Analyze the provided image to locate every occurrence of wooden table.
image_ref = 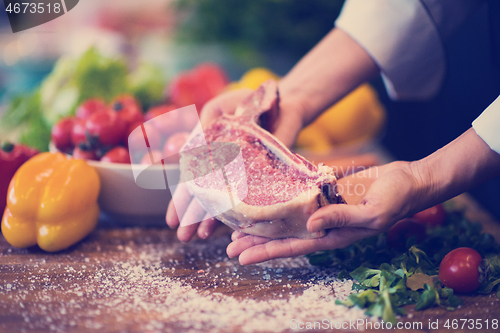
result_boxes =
[1,194,499,333]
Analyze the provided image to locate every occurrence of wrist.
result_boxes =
[408,128,500,213]
[407,158,441,213]
[271,83,308,147]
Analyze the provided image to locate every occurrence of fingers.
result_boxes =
[231,231,246,241]
[166,183,192,229]
[166,199,179,229]
[233,237,324,265]
[197,215,220,239]
[226,235,272,259]
[306,203,377,233]
[228,227,380,265]
[179,215,220,243]
[200,89,252,128]
[177,197,208,242]
[177,223,199,243]
[180,197,207,228]
[271,113,302,148]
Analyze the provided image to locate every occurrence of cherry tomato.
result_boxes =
[146,105,183,139]
[413,204,446,226]
[71,118,88,147]
[140,149,163,165]
[112,94,142,111]
[127,122,161,152]
[100,146,131,164]
[144,104,176,121]
[387,218,426,250]
[72,146,98,161]
[51,117,75,153]
[76,98,107,119]
[181,106,199,132]
[85,110,127,147]
[162,132,190,164]
[439,247,483,293]
[111,95,144,127]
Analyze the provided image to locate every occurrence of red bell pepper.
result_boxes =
[0,142,39,214]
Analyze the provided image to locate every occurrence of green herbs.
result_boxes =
[335,248,463,324]
[308,204,500,324]
[477,254,500,297]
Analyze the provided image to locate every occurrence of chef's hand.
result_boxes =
[226,161,423,264]
[166,89,250,241]
[165,87,305,241]
[227,127,500,264]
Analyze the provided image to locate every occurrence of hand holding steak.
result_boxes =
[174,80,345,239]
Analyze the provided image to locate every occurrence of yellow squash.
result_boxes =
[1,152,100,252]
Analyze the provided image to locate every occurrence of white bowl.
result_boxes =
[88,160,179,218]
[49,143,179,224]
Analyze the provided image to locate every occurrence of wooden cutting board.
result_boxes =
[0,193,499,333]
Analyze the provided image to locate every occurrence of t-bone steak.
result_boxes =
[179,79,345,239]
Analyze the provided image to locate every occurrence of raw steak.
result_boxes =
[179,80,345,239]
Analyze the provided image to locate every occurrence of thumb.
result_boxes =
[271,111,303,148]
[307,203,378,233]
[199,89,252,128]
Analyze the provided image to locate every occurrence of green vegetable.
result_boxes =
[74,48,129,104]
[128,62,166,111]
[477,255,500,295]
[308,203,500,323]
[1,90,51,151]
[1,47,167,151]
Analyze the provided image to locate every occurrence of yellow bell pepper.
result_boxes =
[1,152,100,252]
[225,67,280,91]
[296,83,386,152]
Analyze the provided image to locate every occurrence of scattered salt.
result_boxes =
[0,229,369,333]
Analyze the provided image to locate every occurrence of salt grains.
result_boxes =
[0,229,371,332]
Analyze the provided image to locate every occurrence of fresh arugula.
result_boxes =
[308,203,500,324]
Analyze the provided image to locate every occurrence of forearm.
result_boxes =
[410,128,500,213]
[278,28,380,127]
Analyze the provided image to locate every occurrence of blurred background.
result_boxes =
[0,0,499,218]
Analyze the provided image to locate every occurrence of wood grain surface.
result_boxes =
[1,194,499,333]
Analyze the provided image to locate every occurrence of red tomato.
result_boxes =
[86,110,127,146]
[71,118,88,147]
[111,95,144,127]
[112,94,142,111]
[195,63,229,98]
[146,105,183,139]
[439,247,483,293]
[127,122,161,152]
[100,146,131,164]
[52,117,75,153]
[76,98,107,119]
[387,218,427,250]
[162,132,190,164]
[72,146,98,161]
[168,73,205,111]
[413,204,446,226]
[168,63,228,112]
[144,104,176,121]
[181,107,199,132]
[140,149,163,165]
